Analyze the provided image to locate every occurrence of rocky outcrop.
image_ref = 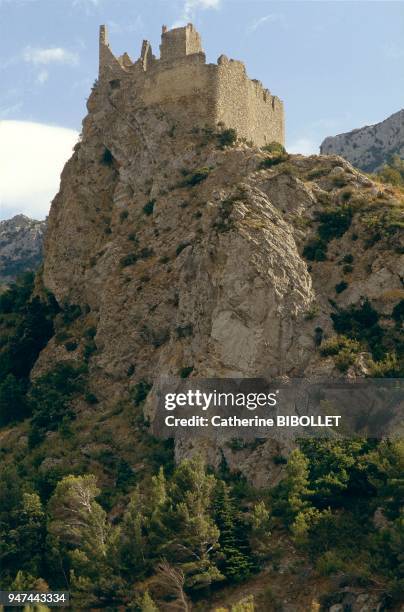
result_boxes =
[320,109,404,172]
[35,75,404,486]
[0,214,46,285]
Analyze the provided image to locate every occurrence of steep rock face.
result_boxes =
[320,109,404,172]
[38,81,404,485]
[0,214,46,285]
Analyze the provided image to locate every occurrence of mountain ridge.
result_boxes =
[0,214,46,285]
[320,109,404,172]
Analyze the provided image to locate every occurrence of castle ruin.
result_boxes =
[98,23,285,147]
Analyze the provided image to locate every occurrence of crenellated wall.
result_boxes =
[98,23,285,146]
[215,55,284,146]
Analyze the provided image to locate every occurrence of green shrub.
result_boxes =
[332,175,349,188]
[341,189,353,202]
[362,207,404,242]
[214,197,235,233]
[343,264,353,274]
[316,550,346,576]
[143,200,155,216]
[392,299,404,325]
[335,281,348,294]
[0,294,57,381]
[304,305,319,320]
[179,366,194,379]
[303,205,355,262]
[119,210,129,222]
[138,247,154,260]
[85,392,99,405]
[273,454,288,465]
[0,374,30,426]
[83,340,97,362]
[182,167,211,187]
[260,151,289,169]
[262,141,286,154]
[176,324,193,338]
[120,253,137,268]
[0,272,35,315]
[375,155,404,187]
[302,239,327,261]
[62,303,82,326]
[331,299,382,356]
[334,348,357,372]
[342,254,354,264]
[320,335,361,357]
[317,205,354,241]
[64,341,78,352]
[132,380,152,406]
[218,128,237,148]
[314,327,323,346]
[331,298,403,365]
[55,331,70,344]
[28,362,85,447]
[227,438,246,451]
[367,352,403,377]
[84,327,96,340]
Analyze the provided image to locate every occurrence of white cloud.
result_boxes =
[23,46,79,66]
[287,138,318,156]
[248,14,278,33]
[0,121,78,220]
[173,0,220,27]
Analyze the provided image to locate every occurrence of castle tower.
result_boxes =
[160,23,204,61]
[99,24,123,78]
[96,23,285,147]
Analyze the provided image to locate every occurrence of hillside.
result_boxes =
[0,117,403,609]
[0,214,46,285]
[320,109,404,172]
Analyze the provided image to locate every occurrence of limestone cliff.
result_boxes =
[35,72,404,486]
[0,214,46,285]
[320,109,404,172]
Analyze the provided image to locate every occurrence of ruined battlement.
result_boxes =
[98,23,285,147]
[160,23,204,61]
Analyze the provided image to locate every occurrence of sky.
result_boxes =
[0,0,403,220]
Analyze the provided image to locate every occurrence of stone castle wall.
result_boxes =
[215,56,284,146]
[138,56,218,129]
[98,24,285,146]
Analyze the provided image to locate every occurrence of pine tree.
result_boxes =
[140,590,159,612]
[0,490,46,581]
[119,489,148,577]
[212,480,254,583]
[0,374,29,425]
[158,456,224,591]
[48,474,109,562]
[284,449,312,520]
[249,501,272,562]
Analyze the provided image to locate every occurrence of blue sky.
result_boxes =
[0,0,403,219]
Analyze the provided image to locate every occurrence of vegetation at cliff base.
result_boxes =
[374,154,404,187]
